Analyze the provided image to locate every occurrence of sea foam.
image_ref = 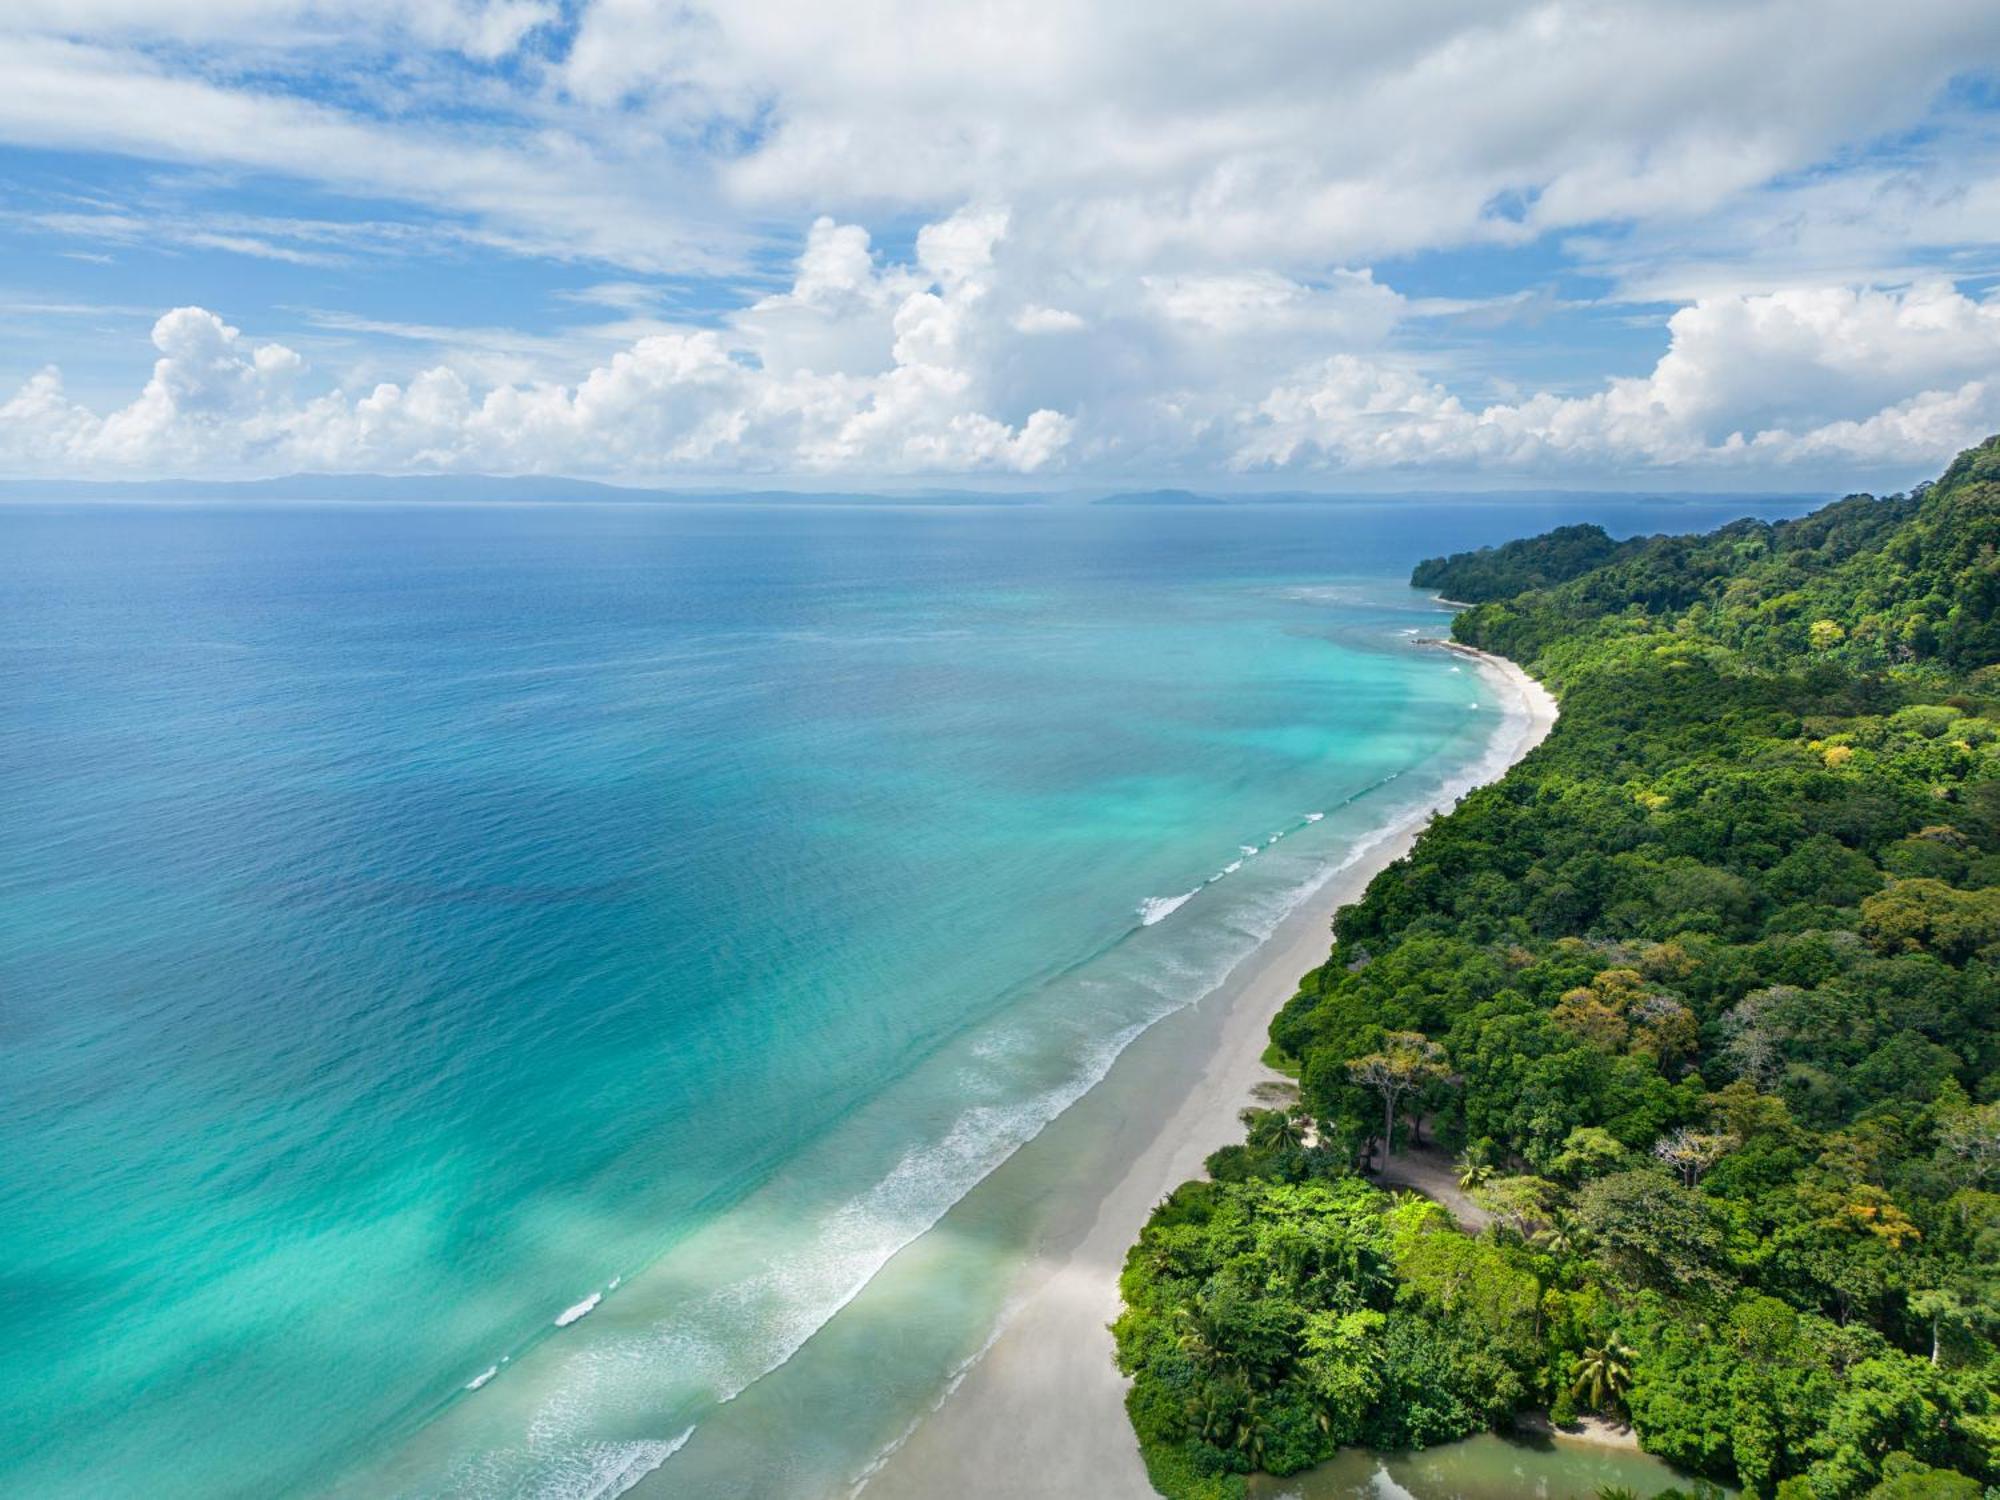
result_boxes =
[1137,890,1199,925]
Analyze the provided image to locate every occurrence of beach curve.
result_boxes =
[855,646,1557,1500]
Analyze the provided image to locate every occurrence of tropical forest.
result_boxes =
[1114,439,2000,1499]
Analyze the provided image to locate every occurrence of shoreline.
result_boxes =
[859,648,1558,1499]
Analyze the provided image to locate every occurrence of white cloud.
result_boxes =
[0,212,1073,478]
[616,0,2000,275]
[1012,305,1085,335]
[1235,281,2000,476]
[6,4,2000,483]
[0,34,737,273]
[10,224,2000,485]
[5,2,2000,283]
[1,0,556,61]
[553,282,668,313]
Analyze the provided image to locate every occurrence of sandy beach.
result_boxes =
[860,648,1558,1500]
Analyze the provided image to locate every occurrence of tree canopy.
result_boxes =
[1116,439,2000,1499]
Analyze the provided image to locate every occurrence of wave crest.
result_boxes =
[1137,890,1198,925]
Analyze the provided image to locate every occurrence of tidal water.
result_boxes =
[1250,1430,1735,1498]
[0,495,1812,1498]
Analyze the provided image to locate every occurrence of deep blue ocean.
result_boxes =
[0,495,1816,1498]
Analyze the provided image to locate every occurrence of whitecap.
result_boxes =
[1304,811,1324,822]
[1238,844,1260,856]
[1137,890,1198,925]
[1223,859,1243,874]
[466,1365,499,1391]
[555,1293,603,1327]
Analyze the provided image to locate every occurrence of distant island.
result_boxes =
[1115,440,2000,1499]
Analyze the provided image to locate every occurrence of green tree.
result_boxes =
[1534,1207,1592,1259]
[1905,1288,1970,1366]
[1117,439,2000,1496]
[1570,1339,1635,1412]
[1651,1126,1737,1188]
[1456,1139,1496,1190]
[1347,1030,1452,1167]
[1241,1106,1307,1155]
[1574,1170,1733,1298]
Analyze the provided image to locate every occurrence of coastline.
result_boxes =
[858,648,1558,1500]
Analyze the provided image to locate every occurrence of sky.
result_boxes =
[4,1,2000,489]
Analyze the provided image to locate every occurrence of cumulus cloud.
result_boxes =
[6,0,2000,486]
[0,212,1074,478]
[1235,281,2000,475]
[4,307,304,470]
[9,226,2000,484]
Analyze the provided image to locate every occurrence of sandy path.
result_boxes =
[859,648,1557,1500]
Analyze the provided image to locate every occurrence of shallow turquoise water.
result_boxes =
[0,497,1811,1497]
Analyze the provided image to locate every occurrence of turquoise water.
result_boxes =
[0,498,1811,1498]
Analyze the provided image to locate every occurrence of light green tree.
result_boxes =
[1347,1030,1452,1167]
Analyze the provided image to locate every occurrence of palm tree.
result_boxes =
[1232,1391,1272,1470]
[1570,1339,1635,1411]
[1185,1384,1239,1445]
[1172,1304,1233,1374]
[1241,1106,1305,1154]
[1456,1144,1495,1190]
[1535,1208,1593,1259]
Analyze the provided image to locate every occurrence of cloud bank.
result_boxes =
[7,226,2000,483]
[5,1,2000,484]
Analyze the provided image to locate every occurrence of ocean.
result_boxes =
[0,494,1814,1498]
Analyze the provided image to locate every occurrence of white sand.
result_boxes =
[860,650,1558,1500]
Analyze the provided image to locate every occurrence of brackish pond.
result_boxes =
[1249,1431,1732,1499]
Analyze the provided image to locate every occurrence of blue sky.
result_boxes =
[4,2,2000,488]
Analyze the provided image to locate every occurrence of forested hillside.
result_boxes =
[1410,521,1638,601]
[1114,441,2000,1500]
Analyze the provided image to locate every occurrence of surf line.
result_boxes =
[1133,763,1417,929]
[1135,801,1352,927]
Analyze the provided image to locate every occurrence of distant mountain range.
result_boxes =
[0,472,1824,508]
[0,473,1041,505]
